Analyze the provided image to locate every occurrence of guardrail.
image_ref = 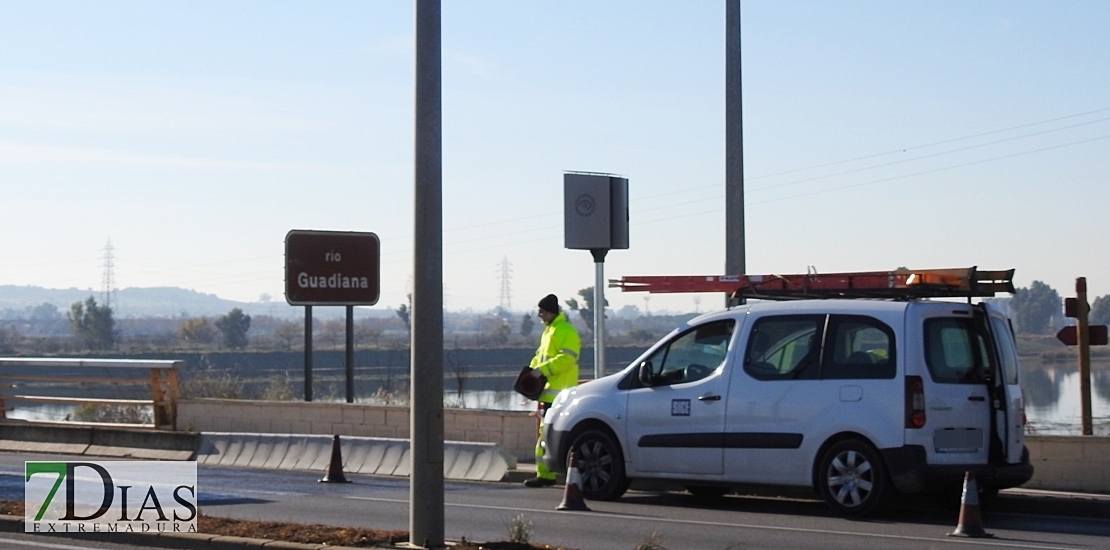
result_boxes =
[0,358,181,430]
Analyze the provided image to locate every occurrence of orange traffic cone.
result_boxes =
[319,435,351,483]
[556,451,590,511]
[948,471,992,538]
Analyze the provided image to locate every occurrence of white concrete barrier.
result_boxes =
[196,432,514,482]
[178,399,538,462]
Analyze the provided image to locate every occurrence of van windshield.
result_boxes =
[923,317,993,384]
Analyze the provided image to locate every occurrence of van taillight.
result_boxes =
[905,376,925,429]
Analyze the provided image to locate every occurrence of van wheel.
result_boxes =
[817,439,889,517]
[567,429,629,501]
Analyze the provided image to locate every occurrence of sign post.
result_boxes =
[564,172,628,379]
[304,306,312,401]
[285,230,380,403]
[1059,277,1108,435]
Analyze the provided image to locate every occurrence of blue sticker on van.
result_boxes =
[671,399,691,416]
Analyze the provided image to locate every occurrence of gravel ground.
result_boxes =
[0,499,578,549]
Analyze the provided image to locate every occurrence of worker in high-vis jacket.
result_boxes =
[522,293,581,487]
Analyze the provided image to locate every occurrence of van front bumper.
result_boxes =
[540,424,568,474]
[882,445,1034,494]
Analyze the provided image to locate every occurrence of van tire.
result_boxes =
[567,428,629,501]
[817,438,889,517]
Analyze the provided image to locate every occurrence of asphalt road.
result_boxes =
[2,452,1109,550]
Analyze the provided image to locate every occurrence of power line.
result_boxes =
[447,113,1108,234]
[421,132,1110,257]
[747,134,1110,206]
[748,116,1110,194]
[746,106,1110,181]
[619,106,1110,205]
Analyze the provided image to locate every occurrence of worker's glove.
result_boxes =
[529,368,543,378]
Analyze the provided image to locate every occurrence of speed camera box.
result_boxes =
[564,172,628,251]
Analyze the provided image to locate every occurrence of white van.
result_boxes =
[541,297,1033,516]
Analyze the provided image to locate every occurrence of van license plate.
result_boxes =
[934,428,982,453]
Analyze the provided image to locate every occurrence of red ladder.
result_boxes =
[610,267,1015,300]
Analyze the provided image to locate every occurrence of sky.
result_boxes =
[2,1,1109,317]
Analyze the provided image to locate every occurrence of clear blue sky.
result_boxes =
[2,1,1108,316]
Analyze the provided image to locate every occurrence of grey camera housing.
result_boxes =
[563,172,629,251]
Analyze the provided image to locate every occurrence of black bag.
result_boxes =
[513,365,546,401]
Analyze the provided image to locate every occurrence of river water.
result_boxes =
[1021,359,1110,436]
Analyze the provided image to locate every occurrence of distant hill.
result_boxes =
[0,285,393,320]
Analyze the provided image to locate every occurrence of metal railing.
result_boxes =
[0,358,181,430]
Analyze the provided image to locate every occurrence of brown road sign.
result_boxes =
[285,230,380,306]
[1056,325,1109,346]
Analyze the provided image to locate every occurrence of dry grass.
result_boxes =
[1,499,577,549]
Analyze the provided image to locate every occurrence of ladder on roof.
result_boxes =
[610,266,1015,300]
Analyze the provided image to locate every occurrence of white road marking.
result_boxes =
[0,537,113,550]
[343,495,1079,550]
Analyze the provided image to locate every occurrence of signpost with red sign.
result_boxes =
[1056,325,1109,346]
[284,230,380,404]
[1059,277,1105,435]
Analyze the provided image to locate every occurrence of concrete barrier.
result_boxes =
[1025,435,1110,493]
[0,422,196,460]
[195,432,514,482]
[178,399,538,462]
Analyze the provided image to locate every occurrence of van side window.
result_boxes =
[924,318,992,384]
[640,320,735,386]
[744,315,825,381]
[823,315,896,379]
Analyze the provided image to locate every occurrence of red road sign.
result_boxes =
[1056,325,1109,346]
[285,230,380,306]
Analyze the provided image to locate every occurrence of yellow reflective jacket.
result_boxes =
[528,311,581,403]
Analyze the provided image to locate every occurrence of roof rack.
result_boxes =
[610,267,1015,301]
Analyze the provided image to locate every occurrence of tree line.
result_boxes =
[1003,281,1110,335]
[64,296,256,351]
[17,279,1091,354]
[0,290,688,356]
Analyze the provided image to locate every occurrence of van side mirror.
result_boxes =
[638,361,655,387]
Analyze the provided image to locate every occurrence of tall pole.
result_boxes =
[411,0,445,547]
[725,0,746,303]
[591,249,608,379]
[1076,277,1093,436]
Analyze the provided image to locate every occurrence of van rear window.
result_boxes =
[923,318,991,384]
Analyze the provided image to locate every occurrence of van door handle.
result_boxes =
[968,396,986,402]
[698,394,722,401]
